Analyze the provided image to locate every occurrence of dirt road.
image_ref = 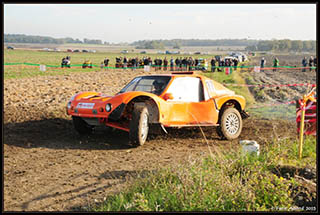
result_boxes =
[3,68,309,211]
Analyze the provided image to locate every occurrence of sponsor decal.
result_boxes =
[76,103,95,109]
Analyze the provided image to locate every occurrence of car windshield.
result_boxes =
[119,75,171,96]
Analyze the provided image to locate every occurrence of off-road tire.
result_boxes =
[217,107,242,140]
[72,116,93,135]
[129,105,149,146]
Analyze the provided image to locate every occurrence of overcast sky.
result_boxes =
[4,4,317,43]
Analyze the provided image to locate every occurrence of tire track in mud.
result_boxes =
[245,55,316,103]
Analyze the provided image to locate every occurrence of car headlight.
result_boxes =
[105,103,112,112]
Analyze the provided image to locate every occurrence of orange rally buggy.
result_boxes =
[66,72,249,146]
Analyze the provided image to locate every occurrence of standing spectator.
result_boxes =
[123,57,128,69]
[225,58,230,67]
[104,57,109,69]
[131,58,136,71]
[188,57,193,71]
[233,58,239,71]
[175,58,180,71]
[195,58,199,70]
[144,57,149,66]
[185,57,189,70]
[170,57,174,71]
[163,57,168,71]
[273,57,279,72]
[309,56,314,72]
[191,57,195,71]
[148,57,152,66]
[219,58,225,72]
[216,58,221,72]
[154,58,158,71]
[179,57,183,71]
[313,57,317,72]
[260,57,266,72]
[211,58,216,73]
[100,62,104,71]
[181,58,186,71]
[302,57,308,72]
[159,58,163,71]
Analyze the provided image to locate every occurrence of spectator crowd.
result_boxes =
[99,56,240,73]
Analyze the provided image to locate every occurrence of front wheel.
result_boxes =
[217,107,242,140]
[129,105,149,146]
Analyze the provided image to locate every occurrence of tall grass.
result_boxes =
[93,136,316,212]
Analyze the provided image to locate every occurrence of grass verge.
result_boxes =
[92,136,316,212]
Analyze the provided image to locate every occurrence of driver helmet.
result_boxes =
[152,80,165,91]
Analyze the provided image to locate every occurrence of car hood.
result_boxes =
[74,91,161,105]
[75,93,113,102]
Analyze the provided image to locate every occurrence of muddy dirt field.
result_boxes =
[3,68,315,211]
[246,55,317,103]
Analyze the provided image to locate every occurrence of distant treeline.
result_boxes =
[245,40,316,52]
[132,39,259,49]
[131,39,316,52]
[4,34,108,45]
[4,34,316,52]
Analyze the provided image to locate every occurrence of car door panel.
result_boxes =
[187,100,218,125]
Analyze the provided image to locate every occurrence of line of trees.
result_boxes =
[132,39,259,49]
[4,34,316,52]
[135,40,165,49]
[245,40,316,52]
[4,34,106,45]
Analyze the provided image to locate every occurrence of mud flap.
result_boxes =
[241,110,250,119]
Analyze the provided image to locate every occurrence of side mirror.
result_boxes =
[163,93,174,101]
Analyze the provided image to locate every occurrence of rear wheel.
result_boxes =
[129,105,149,146]
[72,116,93,135]
[217,107,242,140]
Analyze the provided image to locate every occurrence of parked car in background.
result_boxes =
[89,50,96,53]
[67,49,73,52]
[224,56,237,62]
[82,49,89,53]
[73,49,80,52]
[194,51,201,55]
[229,52,248,62]
[171,51,180,54]
[140,51,147,54]
[121,50,129,54]
[7,46,15,50]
